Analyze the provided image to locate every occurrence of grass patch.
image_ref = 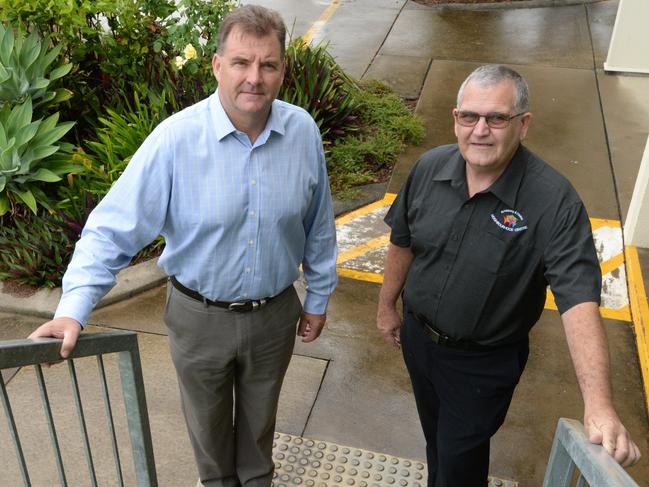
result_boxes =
[327,80,424,195]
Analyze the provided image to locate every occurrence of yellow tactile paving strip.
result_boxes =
[334,195,649,415]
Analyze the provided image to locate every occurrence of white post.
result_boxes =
[624,136,649,248]
[603,0,649,74]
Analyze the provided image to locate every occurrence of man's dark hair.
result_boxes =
[216,4,286,59]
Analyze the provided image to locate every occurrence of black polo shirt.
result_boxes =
[385,144,601,346]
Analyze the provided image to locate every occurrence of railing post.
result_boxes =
[117,338,158,487]
[542,421,575,487]
[543,418,640,487]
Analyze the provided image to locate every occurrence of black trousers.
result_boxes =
[401,307,529,487]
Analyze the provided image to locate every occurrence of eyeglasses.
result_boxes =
[454,110,525,129]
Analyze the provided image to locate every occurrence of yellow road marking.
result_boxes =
[600,252,625,277]
[335,194,396,228]
[337,268,384,283]
[337,235,390,264]
[591,217,621,231]
[624,245,649,416]
[302,0,342,44]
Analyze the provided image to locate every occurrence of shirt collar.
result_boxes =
[487,144,527,208]
[210,90,286,142]
[433,148,466,192]
[433,144,527,207]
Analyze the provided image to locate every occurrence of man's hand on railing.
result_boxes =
[28,317,82,366]
[585,408,642,468]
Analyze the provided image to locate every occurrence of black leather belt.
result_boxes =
[170,276,275,312]
[411,312,490,351]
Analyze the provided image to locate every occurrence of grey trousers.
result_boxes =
[164,282,302,487]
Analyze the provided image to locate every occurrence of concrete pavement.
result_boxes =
[2,1,649,486]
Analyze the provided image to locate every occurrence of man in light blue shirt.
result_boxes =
[29,5,338,486]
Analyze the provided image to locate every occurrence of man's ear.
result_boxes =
[519,112,533,141]
[212,54,221,82]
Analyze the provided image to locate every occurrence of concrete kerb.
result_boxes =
[0,185,388,321]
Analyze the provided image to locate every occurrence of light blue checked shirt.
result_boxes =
[55,92,338,326]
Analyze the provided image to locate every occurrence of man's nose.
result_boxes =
[473,116,491,135]
[246,65,263,85]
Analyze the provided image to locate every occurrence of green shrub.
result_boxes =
[0,98,78,216]
[0,0,237,141]
[327,80,425,194]
[0,210,74,288]
[279,39,358,143]
[0,22,73,112]
[62,89,176,204]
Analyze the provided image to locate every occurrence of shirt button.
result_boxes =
[250,211,255,216]
[243,293,248,297]
[249,240,254,246]
[245,267,251,273]
[251,180,257,185]
[451,234,458,241]
[444,265,450,271]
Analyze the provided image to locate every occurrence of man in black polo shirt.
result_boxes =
[377,64,640,487]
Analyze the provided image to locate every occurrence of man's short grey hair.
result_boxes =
[456,64,530,113]
[216,4,286,59]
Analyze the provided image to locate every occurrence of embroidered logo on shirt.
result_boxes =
[491,209,528,232]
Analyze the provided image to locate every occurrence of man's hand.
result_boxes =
[562,302,641,467]
[585,408,641,467]
[377,305,402,348]
[28,317,82,365]
[297,312,326,343]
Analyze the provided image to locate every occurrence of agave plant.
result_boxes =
[279,39,358,143]
[0,22,73,110]
[0,97,77,215]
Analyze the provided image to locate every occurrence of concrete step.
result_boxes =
[272,432,517,487]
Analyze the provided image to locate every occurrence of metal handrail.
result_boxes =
[0,331,157,486]
[543,418,639,487]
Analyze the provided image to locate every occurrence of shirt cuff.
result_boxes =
[54,292,96,328]
[303,290,330,315]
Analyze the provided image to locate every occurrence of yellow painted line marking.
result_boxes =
[302,0,342,44]
[591,217,621,231]
[600,252,625,277]
[624,245,649,416]
[540,291,631,321]
[337,235,390,264]
[335,194,396,228]
[337,267,384,283]
[335,203,631,319]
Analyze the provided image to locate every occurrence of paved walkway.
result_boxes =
[1,1,648,486]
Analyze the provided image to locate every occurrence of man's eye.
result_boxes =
[489,114,509,123]
[459,112,478,122]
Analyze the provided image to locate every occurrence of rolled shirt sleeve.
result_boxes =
[543,202,602,314]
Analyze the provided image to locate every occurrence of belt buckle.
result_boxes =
[228,301,251,312]
[228,299,268,312]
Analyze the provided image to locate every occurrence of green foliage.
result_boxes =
[279,39,358,143]
[327,80,425,193]
[0,22,72,112]
[65,90,176,202]
[0,97,78,215]
[0,0,237,140]
[0,210,73,288]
